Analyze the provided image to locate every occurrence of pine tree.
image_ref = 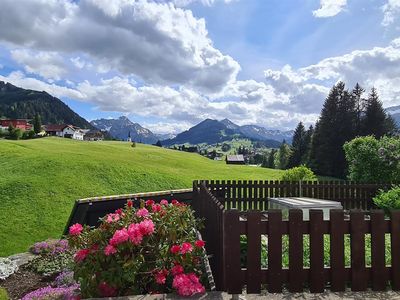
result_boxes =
[33,113,42,134]
[362,88,394,138]
[267,149,276,168]
[309,82,356,178]
[287,122,307,168]
[278,140,291,170]
[352,83,365,136]
[302,125,314,165]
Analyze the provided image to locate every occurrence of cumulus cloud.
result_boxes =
[264,37,400,109]
[170,0,236,7]
[312,0,347,18]
[11,49,68,81]
[382,0,400,26]
[0,0,239,93]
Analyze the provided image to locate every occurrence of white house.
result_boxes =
[45,124,85,140]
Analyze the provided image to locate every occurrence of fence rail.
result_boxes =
[194,180,393,210]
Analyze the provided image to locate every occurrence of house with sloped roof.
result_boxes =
[225,154,245,165]
[45,124,84,140]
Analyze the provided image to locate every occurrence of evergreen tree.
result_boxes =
[362,88,395,138]
[352,83,365,136]
[33,113,42,134]
[278,140,291,169]
[287,122,307,168]
[302,125,314,165]
[267,149,276,169]
[309,82,356,178]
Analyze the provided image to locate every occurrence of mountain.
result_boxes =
[386,105,400,128]
[239,125,294,143]
[0,81,93,129]
[163,118,288,147]
[90,116,160,144]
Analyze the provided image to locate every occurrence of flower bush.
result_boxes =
[21,285,79,300]
[28,239,73,276]
[67,199,206,298]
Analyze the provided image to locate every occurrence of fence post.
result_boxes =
[330,209,345,292]
[371,210,387,291]
[350,210,367,291]
[246,210,262,293]
[288,209,303,292]
[223,209,242,295]
[309,209,324,293]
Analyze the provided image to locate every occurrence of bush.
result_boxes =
[67,199,206,298]
[8,127,22,140]
[22,130,35,139]
[280,165,317,181]
[373,186,400,213]
[344,136,400,183]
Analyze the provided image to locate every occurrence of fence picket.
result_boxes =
[309,210,325,293]
[371,210,387,291]
[330,209,346,291]
[350,210,367,291]
[268,210,283,293]
[391,211,400,290]
[247,210,262,293]
[288,209,303,292]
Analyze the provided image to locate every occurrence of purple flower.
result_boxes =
[54,271,76,288]
[21,284,79,300]
[30,240,69,256]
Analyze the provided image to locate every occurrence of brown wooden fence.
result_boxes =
[193,181,400,293]
[194,180,393,210]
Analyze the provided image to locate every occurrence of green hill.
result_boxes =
[0,137,283,256]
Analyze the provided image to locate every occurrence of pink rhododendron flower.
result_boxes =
[110,228,129,246]
[146,199,155,207]
[98,282,117,297]
[136,208,149,218]
[127,200,133,208]
[115,208,124,215]
[171,264,184,276]
[74,249,90,262]
[195,240,205,248]
[171,200,179,205]
[128,223,143,245]
[138,219,155,236]
[104,244,117,256]
[180,242,193,254]
[106,213,120,223]
[69,223,83,236]
[154,269,168,284]
[152,204,161,213]
[172,273,205,296]
[160,199,169,205]
[170,245,181,254]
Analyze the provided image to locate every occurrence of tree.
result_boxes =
[309,82,357,178]
[263,149,276,169]
[277,140,291,169]
[302,125,313,166]
[33,113,42,134]
[362,88,394,138]
[344,135,400,183]
[287,122,307,168]
[352,83,366,136]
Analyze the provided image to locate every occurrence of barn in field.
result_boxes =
[225,154,245,165]
[0,119,32,131]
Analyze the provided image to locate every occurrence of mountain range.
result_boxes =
[162,118,293,147]
[387,105,400,127]
[0,81,93,129]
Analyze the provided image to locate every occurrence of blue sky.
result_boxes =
[0,0,399,133]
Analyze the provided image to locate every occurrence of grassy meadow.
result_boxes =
[0,137,283,256]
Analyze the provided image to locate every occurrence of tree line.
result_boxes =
[264,82,397,178]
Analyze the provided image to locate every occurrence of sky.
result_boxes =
[0,0,399,134]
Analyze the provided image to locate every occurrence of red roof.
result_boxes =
[44,124,69,132]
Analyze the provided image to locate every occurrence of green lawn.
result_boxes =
[0,137,283,256]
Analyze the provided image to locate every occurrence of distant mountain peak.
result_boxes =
[220,118,240,130]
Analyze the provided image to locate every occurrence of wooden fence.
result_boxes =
[194,180,393,210]
[193,181,400,293]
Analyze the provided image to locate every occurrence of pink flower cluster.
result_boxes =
[154,269,168,284]
[170,240,204,255]
[106,213,120,223]
[69,223,83,236]
[172,273,205,296]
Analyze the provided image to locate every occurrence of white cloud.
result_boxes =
[312,0,347,18]
[382,0,400,26]
[264,37,400,109]
[11,49,68,81]
[0,0,239,93]
[170,0,236,7]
